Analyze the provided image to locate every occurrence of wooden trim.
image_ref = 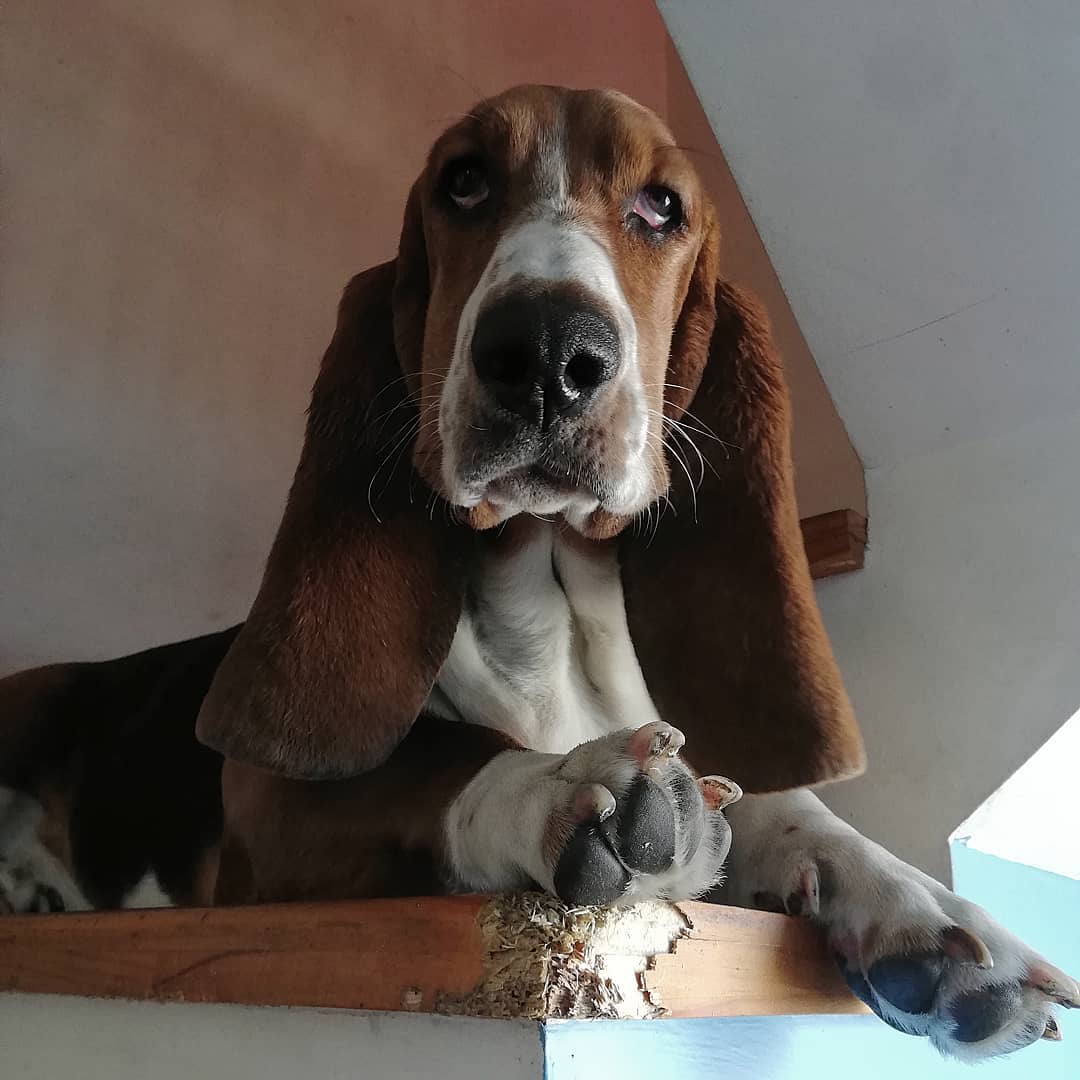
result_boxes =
[0,897,488,1015]
[649,903,866,1018]
[801,509,867,579]
[0,897,864,1020]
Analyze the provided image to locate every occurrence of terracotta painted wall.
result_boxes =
[1,0,862,671]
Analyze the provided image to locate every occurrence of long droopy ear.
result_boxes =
[622,221,865,793]
[197,242,471,779]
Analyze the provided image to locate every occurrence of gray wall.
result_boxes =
[661,0,1080,881]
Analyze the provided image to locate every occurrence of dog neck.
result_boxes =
[426,517,661,752]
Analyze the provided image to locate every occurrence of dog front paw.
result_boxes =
[751,834,1077,1060]
[445,721,740,905]
[837,894,1075,1059]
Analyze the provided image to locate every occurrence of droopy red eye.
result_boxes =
[631,186,682,231]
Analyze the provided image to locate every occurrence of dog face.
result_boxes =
[399,86,712,537]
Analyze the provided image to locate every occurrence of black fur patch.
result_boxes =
[49,629,238,907]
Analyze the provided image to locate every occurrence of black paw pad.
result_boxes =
[868,954,944,1015]
[553,824,629,906]
[616,776,676,874]
[947,982,1022,1044]
[837,958,887,1021]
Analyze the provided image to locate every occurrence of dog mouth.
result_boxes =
[447,444,651,537]
[482,460,602,507]
[440,391,653,528]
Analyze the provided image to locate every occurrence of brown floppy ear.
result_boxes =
[197,244,471,779]
[622,221,865,793]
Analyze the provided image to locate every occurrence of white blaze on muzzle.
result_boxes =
[440,217,648,518]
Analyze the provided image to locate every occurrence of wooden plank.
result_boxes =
[0,897,864,1020]
[801,508,868,579]
[0,896,488,1014]
[653,903,867,1017]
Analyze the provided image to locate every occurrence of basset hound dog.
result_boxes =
[1,85,1075,1059]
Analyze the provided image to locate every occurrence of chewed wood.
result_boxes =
[1,897,864,1020]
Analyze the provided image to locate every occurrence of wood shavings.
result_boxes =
[437,892,689,1019]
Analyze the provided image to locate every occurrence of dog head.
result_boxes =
[197,86,864,791]
[395,86,712,537]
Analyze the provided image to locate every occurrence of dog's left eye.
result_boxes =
[632,186,682,231]
[444,158,490,210]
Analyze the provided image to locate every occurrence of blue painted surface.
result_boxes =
[545,1011,1072,1080]
[951,842,1079,984]
[544,846,1078,1079]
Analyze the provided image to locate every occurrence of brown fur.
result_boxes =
[624,276,864,790]
[215,719,515,903]
[196,264,473,779]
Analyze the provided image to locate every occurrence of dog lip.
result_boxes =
[523,463,580,494]
[478,462,602,505]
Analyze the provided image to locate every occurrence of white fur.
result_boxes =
[0,786,172,913]
[122,871,174,910]
[0,788,90,913]
[444,748,571,893]
[429,527,658,752]
[439,213,649,521]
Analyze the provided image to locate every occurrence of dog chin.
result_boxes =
[462,498,632,540]
[458,485,601,532]
[451,472,649,541]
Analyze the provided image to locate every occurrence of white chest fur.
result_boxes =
[428,524,661,753]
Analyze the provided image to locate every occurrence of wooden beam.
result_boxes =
[0,896,488,1015]
[0,896,864,1020]
[648,903,865,1018]
[801,509,867,579]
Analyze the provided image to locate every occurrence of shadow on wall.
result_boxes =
[951,708,1080,882]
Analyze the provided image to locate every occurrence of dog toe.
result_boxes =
[553,827,628,905]
[615,775,677,875]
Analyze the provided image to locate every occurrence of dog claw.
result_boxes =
[572,783,616,824]
[629,721,685,770]
[941,925,993,969]
[782,863,820,918]
[698,775,742,811]
[1041,1016,1062,1041]
[798,865,821,917]
[1026,961,1080,1007]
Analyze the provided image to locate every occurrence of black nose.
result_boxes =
[471,290,620,429]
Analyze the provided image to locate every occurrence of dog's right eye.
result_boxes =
[443,158,489,210]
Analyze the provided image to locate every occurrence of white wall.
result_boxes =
[955,709,1080,881]
[0,995,542,1080]
[815,411,1080,881]
[660,0,1080,884]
